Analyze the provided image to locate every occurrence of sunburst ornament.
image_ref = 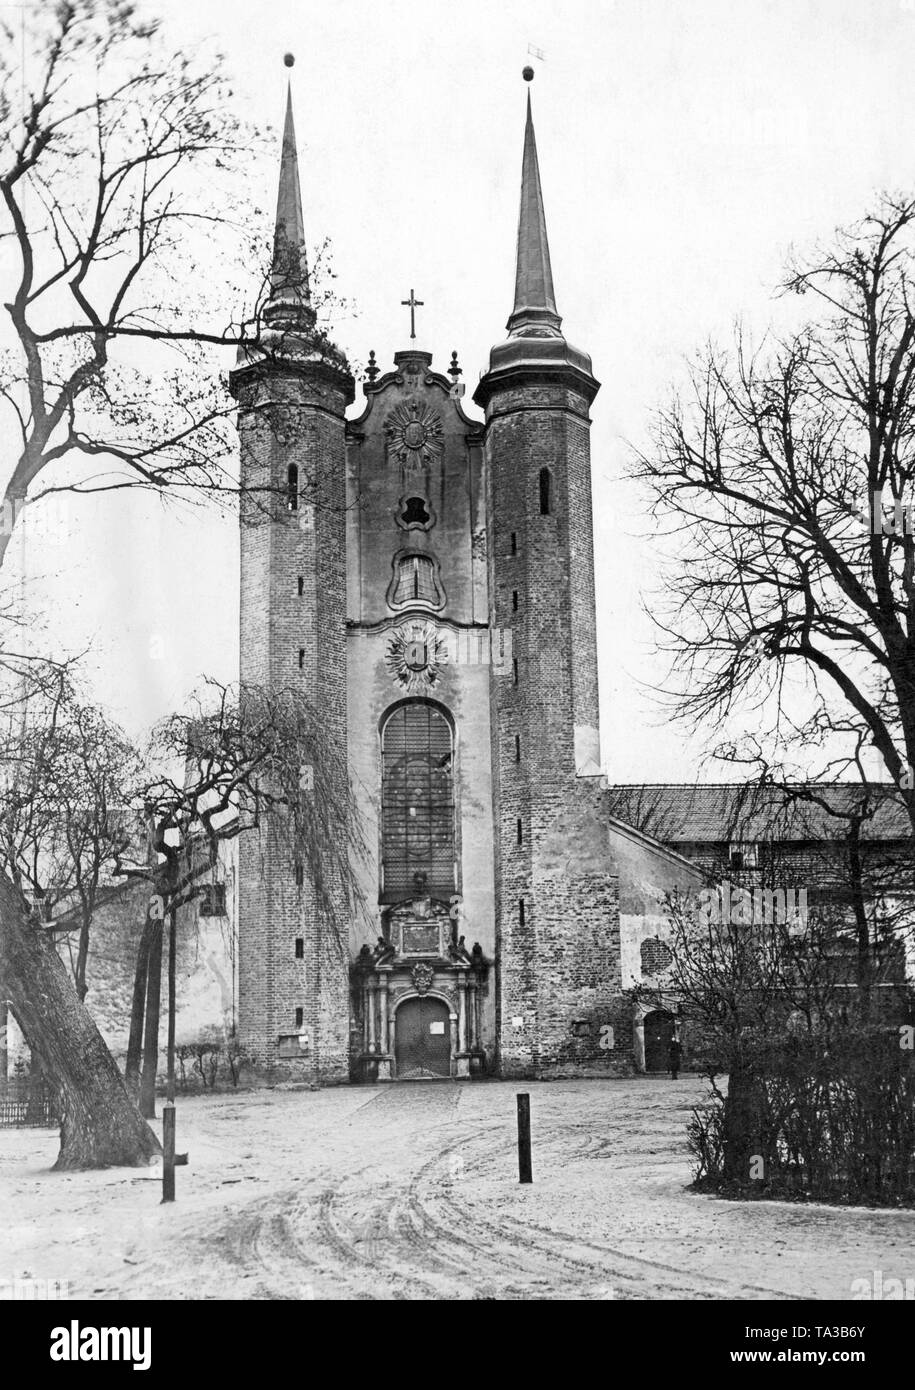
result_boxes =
[384,399,444,474]
[385,620,449,693]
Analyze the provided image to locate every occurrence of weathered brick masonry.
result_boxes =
[230,364,355,1083]
[476,378,626,1075]
[228,90,355,1083]
[474,86,627,1077]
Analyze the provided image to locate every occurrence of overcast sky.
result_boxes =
[6,0,915,780]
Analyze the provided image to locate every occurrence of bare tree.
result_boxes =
[636,195,915,836]
[0,0,351,1164]
[0,674,138,1001]
[0,662,158,1167]
[119,680,366,1118]
[0,0,245,556]
[690,732,915,1018]
[0,0,350,562]
[638,764,914,1188]
[640,882,867,1182]
[604,783,684,842]
[752,770,914,1021]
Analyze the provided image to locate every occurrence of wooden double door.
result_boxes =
[395,997,451,1079]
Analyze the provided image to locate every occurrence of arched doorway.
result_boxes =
[643,1009,675,1073]
[395,996,451,1079]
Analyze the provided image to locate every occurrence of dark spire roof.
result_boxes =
[473,78,598,410]
[229,76,353,400]
[507,90,562,337]
[263,85,315,331]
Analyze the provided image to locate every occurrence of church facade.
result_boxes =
[227,78,675,1084]
[30,80,906,1092]
[7,85,913,1099]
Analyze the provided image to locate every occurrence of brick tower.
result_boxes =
[474,76,623,1076]
[229,89,354,1082]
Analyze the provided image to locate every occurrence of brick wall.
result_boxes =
[480,367,628,1075]
[232,358,354,1084]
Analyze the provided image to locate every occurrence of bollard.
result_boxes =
[162,1102,176,1203]
[517,1092,533,1183]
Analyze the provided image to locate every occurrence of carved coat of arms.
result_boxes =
[411,963,435,995]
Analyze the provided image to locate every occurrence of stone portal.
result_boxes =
[352,895,487,1081]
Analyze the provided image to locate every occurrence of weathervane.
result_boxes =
[401,288,424,340]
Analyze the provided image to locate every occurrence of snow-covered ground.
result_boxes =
[1,1077,913,1300]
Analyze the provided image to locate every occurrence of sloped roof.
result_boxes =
[604,783,912,844]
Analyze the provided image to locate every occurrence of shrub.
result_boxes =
[689,1027,915,1205]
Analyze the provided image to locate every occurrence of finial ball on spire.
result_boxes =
[522,65,534,82]
[283,52,295,67]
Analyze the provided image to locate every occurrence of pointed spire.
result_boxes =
[507,87,562,337]
[473,71,597,412]
[263,84,315,331]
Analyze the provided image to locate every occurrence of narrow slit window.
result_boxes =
[295,937,304,959]
[515,734,521,763]
[512,590,519,612]
[519,898,526,927]
[295,1007,303,1029]
[539,467,552,516]
[517,818,523,846]
[287,463,299,512]
[298,575,304,596]
[295,863,304,887]
[512,657,519,686]
[511,532,517,555]
[298,648,305,669]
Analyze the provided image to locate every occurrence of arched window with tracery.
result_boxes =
[381,701,456,898]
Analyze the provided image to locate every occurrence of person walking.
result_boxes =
[667,1035,683,1080]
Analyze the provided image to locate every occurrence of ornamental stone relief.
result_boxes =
[384,399,444,474]
[384,619,449,693]
[411,962,435,995]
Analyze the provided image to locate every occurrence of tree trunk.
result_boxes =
[74,911,90,1003]
[0,996,7,1099]
[722,1053,764,1182]
[125,915,154,1097]
[139,918,163,1119]
[847,825,872,1023]
[0,876,160,1169]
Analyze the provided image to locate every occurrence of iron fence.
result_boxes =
[0,1090,60,1128]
